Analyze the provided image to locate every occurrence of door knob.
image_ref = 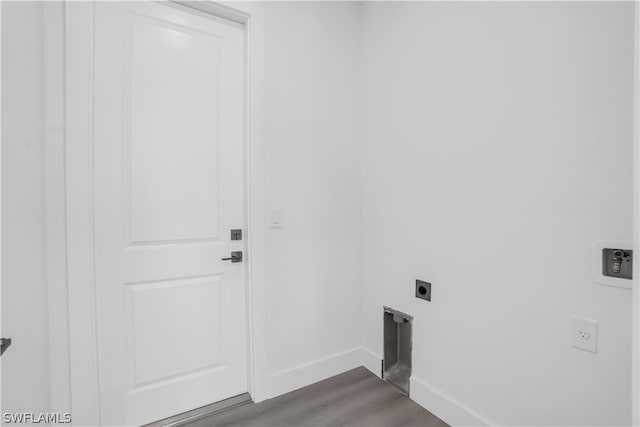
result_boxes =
[221,251,243,263]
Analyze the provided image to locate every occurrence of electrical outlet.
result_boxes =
[577,330,590,340]
[415,280,431,301]
[571,316,597,353]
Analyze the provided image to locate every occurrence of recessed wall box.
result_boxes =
[602,248,632,280]
[383,306,412,396]
[592,240,633,289]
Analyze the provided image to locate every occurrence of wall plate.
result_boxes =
[270,209,283,229]
[571,316,597,353]
[415,280,431,301]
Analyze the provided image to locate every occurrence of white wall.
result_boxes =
[261,1,363,398]
[1,0,51,417]
[1,2,636,426]
[360,2,634,426]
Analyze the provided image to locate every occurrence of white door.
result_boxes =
[92,2,247,425]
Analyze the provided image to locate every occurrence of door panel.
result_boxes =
[93,2,246,425]
[127,275,225,387]
[127,15,222,243]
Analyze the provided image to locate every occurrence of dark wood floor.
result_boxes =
[183,367,449,427]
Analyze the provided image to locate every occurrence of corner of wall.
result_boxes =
[359,346,494,427]
[266,348,365,400]
[359,347,382,379]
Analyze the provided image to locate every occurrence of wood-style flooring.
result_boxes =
[182,367,449,427]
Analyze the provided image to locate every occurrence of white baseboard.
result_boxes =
[359,346,493,427]
[266,346,493,427]
[359,347,382,378]
[266,347,365,399]
[410,376,494,427]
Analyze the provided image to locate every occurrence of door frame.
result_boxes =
[45,2,268,425]
[634,1,639,424]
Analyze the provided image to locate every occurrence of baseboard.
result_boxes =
[410,376,494,427]
[266,347,493,427]
[359,347,382,378]
[267,347,365,399]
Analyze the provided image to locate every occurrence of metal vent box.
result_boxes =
[383,306,413,396]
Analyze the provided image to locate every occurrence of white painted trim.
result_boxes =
[359,347,382,379]
[410,376,495,427]
[267,348,365,400]
[217,0,267,404]
[44,1,72,419]
[214,1,269,402]
[633,1,640,424]
[56,1,267,423]
[359,346,493,426]
[65,2,102,425]
[173,1,248,25]
[0,0,3,412]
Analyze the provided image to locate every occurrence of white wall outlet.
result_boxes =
[571,316,597,353]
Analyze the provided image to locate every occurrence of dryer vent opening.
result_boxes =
[383,306,413,396]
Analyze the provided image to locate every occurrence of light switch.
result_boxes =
[270,209,282,229]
